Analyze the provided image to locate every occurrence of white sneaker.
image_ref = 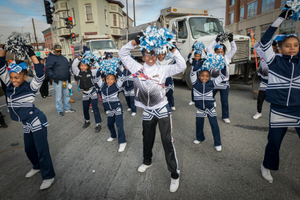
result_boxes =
[40,178,54,190]
[25,169,40,178]
[261,164,273,183]
[107,137,116,142]
[127,108,131,111]
[131,112,136,116]
[171,107,176,111]
[223,118,230,124]
[214,102,217,107]
[253,112,262,119]
[188,101,195,106]
[118,143,127,152]
[215,145,222,152]
[194,140,201,144]
[170,177,180,193]
[138,164,152,173]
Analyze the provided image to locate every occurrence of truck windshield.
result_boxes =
[91,40,116,51]
[189,17,223,39]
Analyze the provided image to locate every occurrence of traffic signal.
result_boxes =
[44,0,53,24]
[65,17,73,29]
[70,33,76,41]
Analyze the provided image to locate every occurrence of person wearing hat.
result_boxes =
[46,44,76,116]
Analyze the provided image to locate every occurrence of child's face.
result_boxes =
[106,74,116,86]
[157,53,166,61]
[9,72,27,87]
[80,62,89,71]
[215,49,225,56]
[194,54,201,61]
[142,50,157,66]
[199,71,210,84]
[279,37,299,56]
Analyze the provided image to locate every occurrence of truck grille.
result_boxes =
[232,39,249,63]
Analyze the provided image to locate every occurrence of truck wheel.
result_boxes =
[185,66,193,90]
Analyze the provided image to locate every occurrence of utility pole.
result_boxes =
[133,0,136,27]
[126,0,129,42]
[32,18,39,51]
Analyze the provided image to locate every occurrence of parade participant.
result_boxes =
[259,5,300,183]
[207,32,237,124]
[96,58,127,152]
[118,26,186,193]
[156,52,176,111]
[191,54,226,151]
[187,42,206,106]
[46,44,75,116]
[72,51,102,133]
[39,57,51,98]
[120,60,137,116]
[0,38,55,190]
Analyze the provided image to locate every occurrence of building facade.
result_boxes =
[42,27,53,50]
[51,0,133,59]
[225,0,299,44]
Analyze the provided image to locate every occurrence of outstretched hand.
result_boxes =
[279,5,293,19]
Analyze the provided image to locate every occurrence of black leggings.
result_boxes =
[257,90,266,113]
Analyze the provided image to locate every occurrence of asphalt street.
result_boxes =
[0,79,300,200]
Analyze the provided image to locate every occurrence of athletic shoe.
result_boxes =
[131,112,136,116]
[171,107,176,111]
[127,108,131,111]
[40,178,54,190]
[58,112,64,116]
[25,169,40,178]
[215,145,222,152]
[194,140,201,144]
[188,101,195,106]
[107,137,116,142]
[118,143,127,152]
[65,108,76,113]
[223,118,230,124]
[95,124,101,132]
[138,164,152,173]
[83,121,90,128]
[261,164,273,183]
[170,177,180,193]
[253,112,262,119]
[214,102,217,107]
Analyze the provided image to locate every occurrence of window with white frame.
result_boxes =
[279,20,296,34]
[240,7,244,21]
[247,1,258,18]
[261,0,275,13]
[229,12,234,24]
[85,5,93,21]
[113,14,117,26]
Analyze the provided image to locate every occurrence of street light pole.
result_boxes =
[133,0,136,27]
[21,26,25,36]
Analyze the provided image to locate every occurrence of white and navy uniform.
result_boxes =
[120,67,136,113]
[118,41,186,179]
[156,58,176,108]
[191,61,226,146]
[72,58,102,124]
[254,42,269,113]
[0,56,55,180]
[260,17,300,171]
[207,39,237,119]
[95,68,126,144]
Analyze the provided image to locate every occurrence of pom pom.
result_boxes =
[165,53,173,60]
[4,35,30,60]
[193,41,205,54]
[201,54,225,71]
[81,51,99,66]
[217,29,232,43]
[139,26,175,54]
[283,0,300,21]
[100,57,120,75]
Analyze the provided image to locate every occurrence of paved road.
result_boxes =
[0,80,300,200]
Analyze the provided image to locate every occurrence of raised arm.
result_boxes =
[187,52,193,64]
[72,58,80,76]
[164,49,187,77]
[213,68,226,86]
[225,40,237,61]
[94,71,104,91]
[207,39,217,55]
[30,54,45,92]
[118,41,143,74]
[0,49,9,86]
[115,68,124,90]
[91,62,100,77]
[190,66,198,85]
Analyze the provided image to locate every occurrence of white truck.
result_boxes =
[74,35,119,58]
[122,7,254,89]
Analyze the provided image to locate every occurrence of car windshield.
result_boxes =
[189,17,223,39]
[91,40,116,51]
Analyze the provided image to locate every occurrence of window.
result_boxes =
[238,30,243,35]
[105,9,108,26]
[85,5,93,21]
[113,14,117,26]
[262,0,275,13]
[119,16,123,28]
[240,7,244,21]
[60,12,67,27]
[247,27,256,39]
[261,24,271,38]
[279,20,296,34]
[247,1,258,18]
[177,21,188,39]
[189,17,223,39]
[229,12,234,24]
[230,0,235,6]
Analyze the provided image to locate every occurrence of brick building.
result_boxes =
[225,0,299,44]
[42,27,53,50]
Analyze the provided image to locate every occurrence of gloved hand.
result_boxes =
[26,45,35,57]
[228,33,234,42]
[279,5,293,19]
[216,33,222,43]
[90,58,95,64]
[134,31,144,45]
[53,77,59,84]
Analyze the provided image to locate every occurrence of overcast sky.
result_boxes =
[0,0,225,43]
